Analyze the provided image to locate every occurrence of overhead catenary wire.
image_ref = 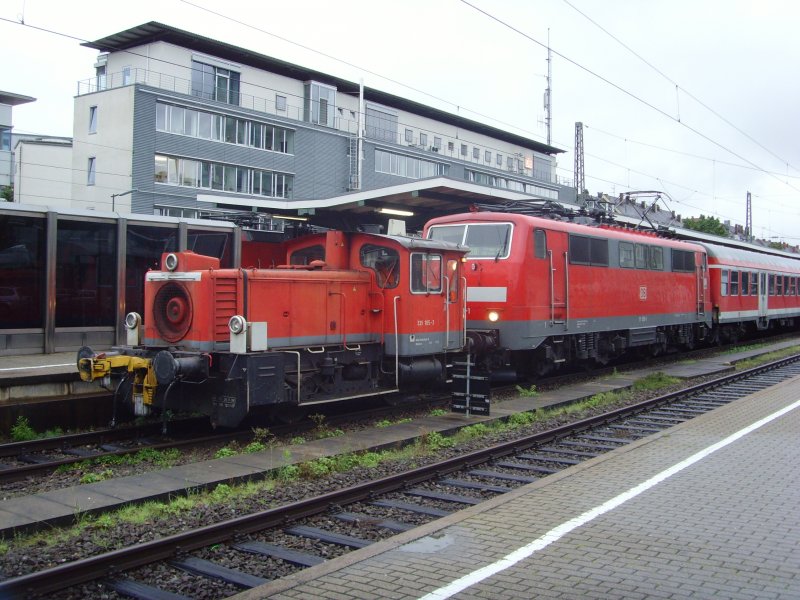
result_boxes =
[560,0,800,177]
[458,0,800,199]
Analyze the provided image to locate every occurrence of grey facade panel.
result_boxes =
[132,91,157,213]
[291,128,348,200]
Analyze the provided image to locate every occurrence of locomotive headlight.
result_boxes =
[124,312,142,330]
[124,311,142,346]
[488,310,500,322]
[165,253,179,271]
[228,315,247,335]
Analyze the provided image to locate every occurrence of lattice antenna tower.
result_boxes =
[544,29,552,146]
[574,122,585,195]
[745,191,752,241]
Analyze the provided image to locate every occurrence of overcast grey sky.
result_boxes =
[3,0,799,242]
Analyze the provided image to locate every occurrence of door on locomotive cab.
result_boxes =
[546,230,569,327]
[406,251,459,354]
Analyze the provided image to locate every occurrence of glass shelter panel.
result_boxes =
[0,214,46,329]
[126,225,178,318]
[55,220,116,327]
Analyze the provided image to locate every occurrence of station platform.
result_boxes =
[0,350,97,403]
[0,338,799,539]
[234,370,800,599]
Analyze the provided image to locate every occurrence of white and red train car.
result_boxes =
[701,243,800,340]
[425,211,799,377]
[78,229,468,427]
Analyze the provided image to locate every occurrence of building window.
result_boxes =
[448,141,455,153]
[0,127,10,151]
[87,157,96,186]
[419,133,428,147]
[375,149,449,179]
[88,106,98,134]
[365,102,398,143]
[507,156,514,169]
[460,144,467,156]
[472,147,479,160]
[153,153,293,198]
[405,128,413,143]
[304,81,336,128]
[485,150,491,163]
[122,66,132,86]
[496,153,502,166]
[433,137,442,151]
[156,102,293,154]
[276,94,287,111]
[191,59,240,105]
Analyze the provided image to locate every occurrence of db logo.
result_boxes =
[639,286,647,300]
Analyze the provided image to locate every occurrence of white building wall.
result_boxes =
[71,86,135,211]
[13,141,72,207]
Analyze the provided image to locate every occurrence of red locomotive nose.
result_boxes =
[154,283,193,342]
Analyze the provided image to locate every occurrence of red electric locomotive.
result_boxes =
[78,229,468,427]
[425,211,712,377]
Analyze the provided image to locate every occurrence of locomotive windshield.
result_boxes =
[428,223,512,259]
[360,244,400,289]
[410,253,443,294]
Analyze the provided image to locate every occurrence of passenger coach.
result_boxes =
[700,242,800,340]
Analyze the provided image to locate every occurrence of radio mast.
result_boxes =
[544,29,552,146]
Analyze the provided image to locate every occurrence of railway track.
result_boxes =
[0,398,448,487]
[3,354,798,599]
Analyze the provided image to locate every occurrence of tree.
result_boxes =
[0,185,12,202]
[682,215,728,237]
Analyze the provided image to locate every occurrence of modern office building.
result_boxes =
[1,91,36,192]
[72,22,572,230]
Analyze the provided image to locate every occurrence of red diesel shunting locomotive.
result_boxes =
[78,229,468,427]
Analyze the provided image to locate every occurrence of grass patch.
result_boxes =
[56,448,182,476]
[515,383,538,397]
[734,345,800,371]
[632,372,681,391]
[7,417,63,442]
[376,417,412,428]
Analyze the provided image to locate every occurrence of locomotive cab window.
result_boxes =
[428,223,512,259]
[619,242,635,268]
[446,259,459,302]
[290,244,324,265]
[534,229,547,259]
[671,249,695,272]
[569,234,608,266]
[360,244,400,289]
[411,253,443,294]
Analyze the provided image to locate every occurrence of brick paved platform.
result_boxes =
[234,372,800,599]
